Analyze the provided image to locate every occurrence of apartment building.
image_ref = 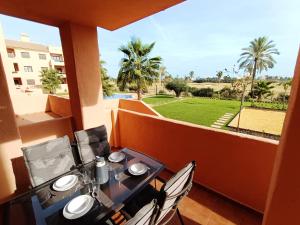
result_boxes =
[2,32,66,93]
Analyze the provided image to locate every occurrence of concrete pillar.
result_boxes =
[0,23,23,202]
[263,49,300,224]
[59,23,104,130]
[0,55,22,202]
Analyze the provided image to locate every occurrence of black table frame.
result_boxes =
[1,148,165,225]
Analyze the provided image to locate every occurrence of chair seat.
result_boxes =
[123,185,160,216]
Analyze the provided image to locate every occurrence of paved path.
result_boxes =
[210,113,234,129]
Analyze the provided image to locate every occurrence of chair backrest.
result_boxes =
[155,161,196,224]
[125,200,158,225]
[21,135,75,187]
[74,125,111,164]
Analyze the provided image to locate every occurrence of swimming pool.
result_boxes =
[104,93,133,100]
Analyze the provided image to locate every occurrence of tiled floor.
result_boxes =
[156,170,263,225]
[171,184,262,225]
[0,169,263,225]
[112,169,263,225]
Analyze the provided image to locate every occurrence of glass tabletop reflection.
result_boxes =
[3,148,165,225]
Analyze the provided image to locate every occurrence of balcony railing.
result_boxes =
[115,99,278,213]
[3,96,278,217]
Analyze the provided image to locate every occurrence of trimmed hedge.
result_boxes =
[191,87,214,97]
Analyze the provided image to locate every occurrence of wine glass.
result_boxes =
[114,167,123,181]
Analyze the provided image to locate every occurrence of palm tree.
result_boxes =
[117,38,162,100]
[280,79,292,109]
[238,37,279,96]
[216,70,223,98]
[100,60,114,96]
[252,81,275,101]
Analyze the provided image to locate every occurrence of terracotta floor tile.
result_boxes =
[153,170,263,225]
[113,169,262,225]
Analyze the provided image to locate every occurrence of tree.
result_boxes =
[40,68,62,94]
[238,36,279,96]
[189,71,195,81]
[216,70,223,99]
[234,75,251,132]
[280,79,292,109]
[100,60,114,96]
[165,78,187,97]
[117,38,162,100]
[159,65,168,90]
[252,81,275,101]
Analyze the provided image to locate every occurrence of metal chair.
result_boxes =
[74,125,111,164]
[125,199,158,225]
[123,161,196,225]
[21,135,75,187]
[154,161,196,225]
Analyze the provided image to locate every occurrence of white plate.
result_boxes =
[108,152,125,163]
[128,163,148,176]
[63,195,94,220]
[53,175,78,192]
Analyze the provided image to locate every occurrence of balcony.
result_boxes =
[0,95,276,224]
[0,0,300,224]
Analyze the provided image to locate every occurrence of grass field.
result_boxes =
[143,95,287,130]
[143,96,243,127]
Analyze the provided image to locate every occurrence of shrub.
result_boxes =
[40,68,62,94]
[158,90,166,94]
[191,88,214,97]
[128,83,148,93]
[219,87,241,99]
[276,92,290,102]
[165,79,188,97]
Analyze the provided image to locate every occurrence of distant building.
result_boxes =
[1,31,67,93]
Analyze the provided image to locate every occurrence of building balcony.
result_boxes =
[0,0,299,223]
[0,95,277,224]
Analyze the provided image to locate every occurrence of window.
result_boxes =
[51,54,64,62]
[24,66,33,72]
[41,67,48,71]
[7,48,15,58]
[27,79,35,85]
[39,53,47,60]
[21,52,30,58]
[62,78,67,84]
[13,63,19,72]
[13,77,22,85]
[54,66,65,73]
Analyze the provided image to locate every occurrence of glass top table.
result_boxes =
[1,148,165,225]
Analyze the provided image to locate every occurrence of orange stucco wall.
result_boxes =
[117,109,278,212]
[0,0,183,30]
[262,50,300,224]
[0,54,23,202]
[12,94,50,115]
[48,95,72,117]
[19,117,73,146]
[119,99,160,116]
[60,22,104,131]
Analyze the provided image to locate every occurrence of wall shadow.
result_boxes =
[159,169,263,225]
[18,117,73,144]
[11,156,30,195]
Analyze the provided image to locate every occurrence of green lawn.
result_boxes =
[143,95,287,128]
[143,96,244,127]
[142,95,178,106]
